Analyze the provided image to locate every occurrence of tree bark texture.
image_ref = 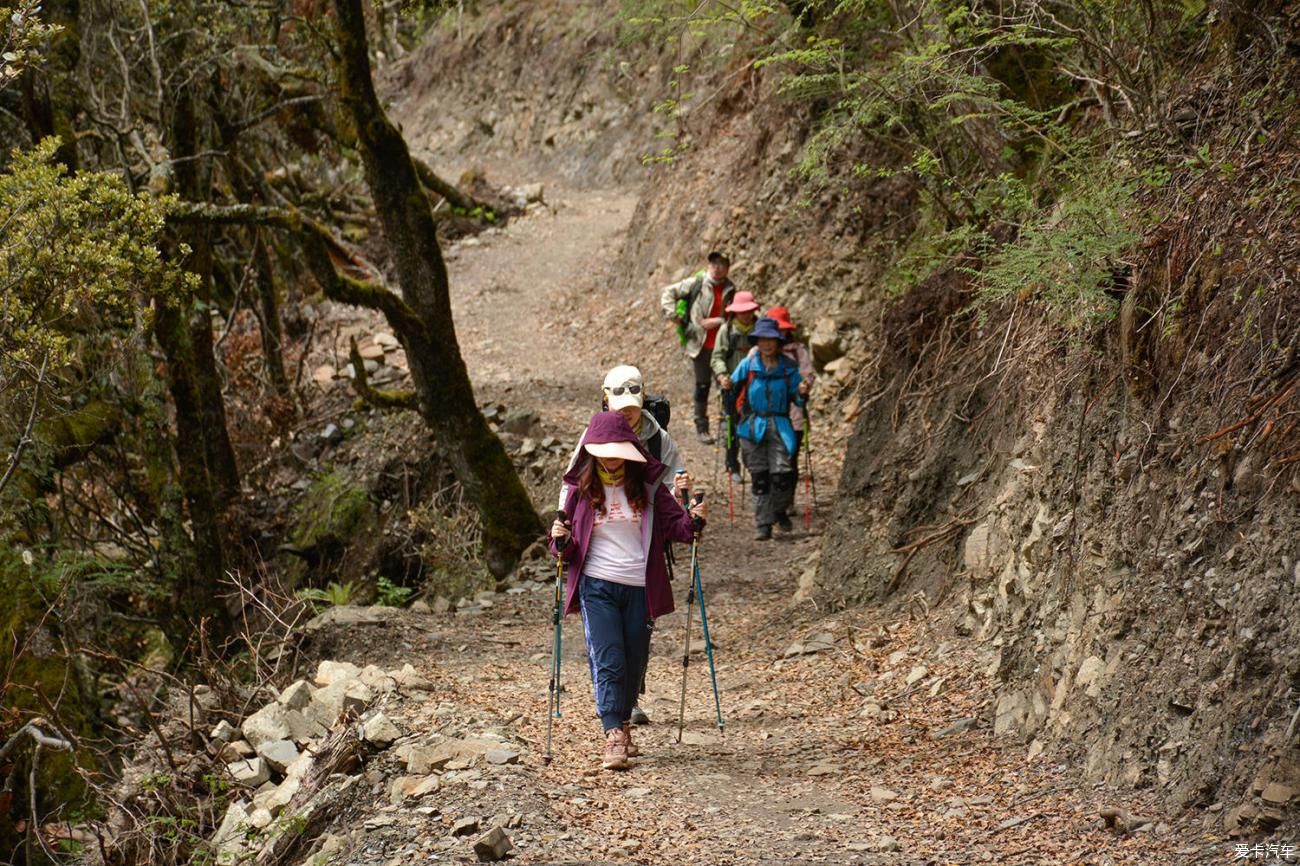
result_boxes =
[154,79,239,641]
[328,0,541,576]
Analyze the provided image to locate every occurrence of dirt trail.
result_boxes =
[317,181,1216,865]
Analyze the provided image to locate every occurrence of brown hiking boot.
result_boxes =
[602,727,630,770]
[623,722,640,758]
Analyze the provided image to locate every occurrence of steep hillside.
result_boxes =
[406,0,1300,841]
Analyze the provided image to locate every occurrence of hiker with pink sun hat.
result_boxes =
[550,411,707,770]
[710,290,761,479]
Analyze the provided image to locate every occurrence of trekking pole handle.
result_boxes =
[554,508,571,551]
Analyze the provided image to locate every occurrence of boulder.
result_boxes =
[405,738,499,774]
[241,703,292,750]
[473,827,513,862]
[219,740,255,763]
[256,739,299,774]
[211,801,252,862]
[484,748,519,766]
[358,664,397,693]
[809,317,843,366]
[451,816,480,837]
[389,775,440,805]
[284,709,328,745]
[278,680,314,710]
[314,660,362,686]
[499,409,541,437]
[307,679,373,726]
[390,663,434,691]
[210,720,238,743]
[228,757,270,787]
[362,712,401,747]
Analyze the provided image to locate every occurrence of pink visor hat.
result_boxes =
[725,291,760,314]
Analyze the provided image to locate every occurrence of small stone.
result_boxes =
[256,739,299,774]
[931,717,977,740]
[410,600,432,614]
[373,332,399,349]
[278,680,313,710]
[1261,782,1293,804]
[484,748,519,765]
[358,343,385,361]
[228,757,270,787]
[870,786,900,803]
[284,709,327,745]
[248,807,274,829]
[320,423,343,444]
[391,663,435,691]
[623,787,652,798]
[905,665,929,685]
[312,364,336,385]
[358,664,397,692]
[451,816,480,837]
[212,801,252,861]
[472,826,513,862]
[219,740,254,762]
[241,703,292,750]
[210,720,238,742]
[315,660,362,686]
[876,835,901,852]
[363,713,402,747]
[433,596,452,614]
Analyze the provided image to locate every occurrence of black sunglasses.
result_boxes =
[608,384,642,396]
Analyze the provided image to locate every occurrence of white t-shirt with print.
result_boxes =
[583,483,646,587]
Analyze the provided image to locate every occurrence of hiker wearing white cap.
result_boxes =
[659,252,736,443]
[556,365,684,511]
[550,411,706,770]
[711,290,761,478]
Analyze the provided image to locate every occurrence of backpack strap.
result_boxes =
[734,366,759,420]
[645,429,663,462]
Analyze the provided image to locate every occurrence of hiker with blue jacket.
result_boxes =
[659,251,736,443]
[550,411,707,770]
[729,317,809,540]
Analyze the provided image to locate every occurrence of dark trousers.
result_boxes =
[692,349,714,433]
[721,396,741,472]
[580,576,651,732]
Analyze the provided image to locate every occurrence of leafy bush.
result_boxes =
[375,576,414,607]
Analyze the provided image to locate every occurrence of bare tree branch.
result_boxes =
[0,352,48,498]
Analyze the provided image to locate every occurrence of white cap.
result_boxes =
[602,365,644,412]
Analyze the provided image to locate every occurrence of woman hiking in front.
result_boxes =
[549,411,706,770]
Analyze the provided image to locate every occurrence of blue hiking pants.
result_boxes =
[579,576,652,732]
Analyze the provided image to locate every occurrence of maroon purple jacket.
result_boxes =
[548,411,698,620]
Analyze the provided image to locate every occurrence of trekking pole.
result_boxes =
[543,509,569,765]
[727,411,740,524]
[804,408,819,526]
[674,484,695,743]
[691,518,725,735]
[712,394,723,495]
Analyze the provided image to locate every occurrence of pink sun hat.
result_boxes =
[725,291,760,314]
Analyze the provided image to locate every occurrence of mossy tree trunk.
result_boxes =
[254,233,293,401]
[328,0,541,576]
[153,77,239,641]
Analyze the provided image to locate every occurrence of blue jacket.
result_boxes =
[729,353,804,455]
